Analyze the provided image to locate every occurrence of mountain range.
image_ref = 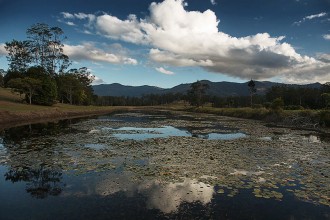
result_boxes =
[92,80,322,97]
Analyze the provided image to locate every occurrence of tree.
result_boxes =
[27,23,50,67]
[47,26,70,74]
[25,66,57,106]
[271,97,284,111]
[248,79,257,107]
[57,73,79,104]
[5,40,31,72]
[322,82,330,93]
[26,23,70,74]
[2,23,97,106]
[321,93,330,108]
[0,69,5,87]
[7,77,42,104]
[57,67,94,105]
[187,81,209,107]
[5,23,70,76]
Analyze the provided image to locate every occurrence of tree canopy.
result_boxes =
[248,79,257,107]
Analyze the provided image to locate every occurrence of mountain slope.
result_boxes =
[92,81,321,97]
[92,83,165,97]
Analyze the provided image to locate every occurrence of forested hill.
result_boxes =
[92,80,322,97]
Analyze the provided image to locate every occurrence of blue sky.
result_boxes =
[0,0,329,87]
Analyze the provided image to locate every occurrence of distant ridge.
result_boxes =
[92,80,322,97]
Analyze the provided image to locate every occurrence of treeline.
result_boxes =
[0,23,94,106]
[212,84,330,110]
[95,93,186,106]
[94,81,330,110]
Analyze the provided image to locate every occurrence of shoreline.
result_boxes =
[0,104,136,130]
[1,102,329,135]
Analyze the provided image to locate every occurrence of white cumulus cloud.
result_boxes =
[155,67,174,75]
[92,75,106,85]
[61,0,330,83]
[61,12,95,21]
[66,21,75,26]
[210,0,217,5]
[323,34,330,40]
[0,43,7,56]
[63,42,138,65]
[61,12,75,19]
[96,14,148,44]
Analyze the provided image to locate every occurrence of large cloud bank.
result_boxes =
[63,0,330,82]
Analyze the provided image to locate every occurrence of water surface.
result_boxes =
[0,111,329,219]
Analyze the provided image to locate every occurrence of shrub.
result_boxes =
[271,98,284,111]
[284,105,304,110]
[263,102,271,109]
[319,110,330,127]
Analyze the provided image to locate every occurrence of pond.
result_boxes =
[0,111,329,219]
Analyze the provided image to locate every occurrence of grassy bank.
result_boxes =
[179,106,330,129]
[0,100,135,129]
[0,88,134,129]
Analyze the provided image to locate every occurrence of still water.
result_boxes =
[0,111,329,219]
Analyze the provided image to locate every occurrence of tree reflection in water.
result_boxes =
[5,165,64,199]
[1,121,73,199]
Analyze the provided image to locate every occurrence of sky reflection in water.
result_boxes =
[108,125,246,140]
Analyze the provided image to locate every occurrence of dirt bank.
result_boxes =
[0,105,136,130]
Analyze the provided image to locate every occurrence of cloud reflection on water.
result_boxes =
[138,179,214,213]
[92,174,215,213]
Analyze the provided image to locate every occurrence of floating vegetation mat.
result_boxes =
[0,111,329,218]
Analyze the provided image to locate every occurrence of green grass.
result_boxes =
[192,106,270,120]
[0,87,22,102]
[163,104,271,120]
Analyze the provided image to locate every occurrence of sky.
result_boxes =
[0,0,329,88]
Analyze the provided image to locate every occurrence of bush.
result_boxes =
[271,98,284,111]
[284,105,304,110]
[3,70,22,87]
[263,102,271,109]
[319,110,330,127]
[252,104,263,109]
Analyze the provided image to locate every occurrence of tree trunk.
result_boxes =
[69,87,72,105]
[28,88,32,104]
[250,94,253,108]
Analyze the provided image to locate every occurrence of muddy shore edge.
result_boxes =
[0,106,138,130]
